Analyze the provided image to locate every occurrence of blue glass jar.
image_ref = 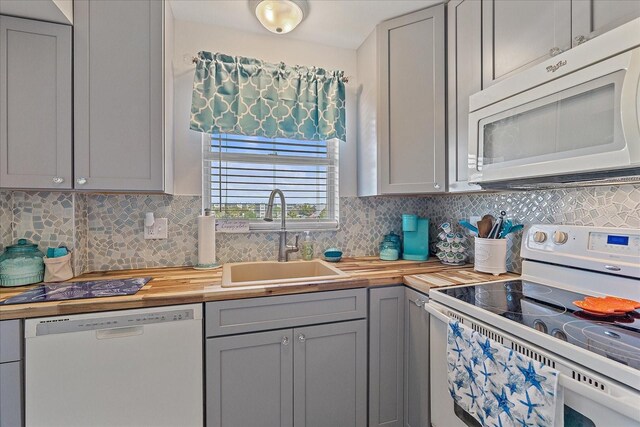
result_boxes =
[379,232,401,261]
[0,239,45,287]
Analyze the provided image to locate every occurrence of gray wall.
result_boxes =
[1,184,639,274]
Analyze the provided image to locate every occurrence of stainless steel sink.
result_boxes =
[221,259,349,287]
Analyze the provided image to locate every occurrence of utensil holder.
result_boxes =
[474,238,507,275]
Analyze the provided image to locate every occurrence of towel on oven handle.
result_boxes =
[447,320,560,427]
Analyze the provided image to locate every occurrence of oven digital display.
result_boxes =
[607,235,629,246]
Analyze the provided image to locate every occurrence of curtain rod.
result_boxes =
[190,56,350,83]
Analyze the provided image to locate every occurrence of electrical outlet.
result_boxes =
[144,218,168,240]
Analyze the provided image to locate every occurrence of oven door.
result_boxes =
[468,48,640,185]
[426,302,640,427]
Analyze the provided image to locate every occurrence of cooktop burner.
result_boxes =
[435,280,640,370]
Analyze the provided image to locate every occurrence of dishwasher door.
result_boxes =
[25,304,203,427]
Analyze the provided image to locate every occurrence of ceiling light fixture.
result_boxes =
[250,0,308,34]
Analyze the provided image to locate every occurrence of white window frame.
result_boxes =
[202,134,340,231]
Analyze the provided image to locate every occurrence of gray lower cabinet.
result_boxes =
[377,5,446,194]
[446,0,482,193]
[293,320,367,427]
[482,0,572,88]
[403,289,430,427]
[206,321,366,427]
[369,286,405,427]
[73,0,173,192]
[0,16,72,190]
[206,329,294,427]
[0,319,23,427]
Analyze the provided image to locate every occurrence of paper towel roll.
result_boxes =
[197,212,218,268]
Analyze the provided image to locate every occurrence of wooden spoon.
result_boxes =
[477,215,494,238]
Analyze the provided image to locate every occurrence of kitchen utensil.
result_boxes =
[573,296,640,315]
[458,220,478,234]
[501,224,524,238]
[477,215,494,238]
[488,210,507,239]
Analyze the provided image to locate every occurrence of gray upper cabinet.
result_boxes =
[377,5,446,194]
[403,288,429,427]
[446,0,482,193]
[206,329,293,427]
[482,0,572,88]
[369,286,405,427]
[0,16,72,190]
[572,0,640,45]
[74,0,173,192]
[293,320,367,427]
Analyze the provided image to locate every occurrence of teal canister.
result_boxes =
[0,239,45,287]
[379,232,402,261]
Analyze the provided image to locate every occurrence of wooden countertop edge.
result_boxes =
[0,259,519,320]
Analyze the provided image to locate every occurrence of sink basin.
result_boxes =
[222,259,349,288]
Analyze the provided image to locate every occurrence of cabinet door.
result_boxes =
[482,0,572,88]
[206,330,293,427]
[369,287,405,427]
[293,320,367,427]
[74,0,164,191]
[0,16,71,190]
[378,5,446,194]
[572,0,640,45]
[404,289,430,427]
[446,0,483,193]
[0,361,23,427]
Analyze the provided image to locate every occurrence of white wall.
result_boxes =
[172,19,358,197]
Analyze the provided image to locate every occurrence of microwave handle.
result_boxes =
[559,375,639,421]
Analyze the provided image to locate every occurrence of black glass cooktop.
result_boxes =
[435,280,640,370]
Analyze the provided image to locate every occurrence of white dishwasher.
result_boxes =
[25,304,203,427]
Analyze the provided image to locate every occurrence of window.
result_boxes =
[203,134,339,230]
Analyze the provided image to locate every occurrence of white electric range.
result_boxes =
[426,224,640,427]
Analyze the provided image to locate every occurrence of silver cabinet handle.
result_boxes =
[549,47,563,57]
[414,299,426,307]
[52,176,64,184]
[76,177,87,185]
[298,334,306,343]
[605,265,621,272]
[574,35,587,45]
[433,183,440,190]
[281,336,289,346]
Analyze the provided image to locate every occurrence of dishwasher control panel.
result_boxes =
[28,307,198,337]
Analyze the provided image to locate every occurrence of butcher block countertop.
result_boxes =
[0,257,518,320]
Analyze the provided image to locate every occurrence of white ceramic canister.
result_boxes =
[474,237,507,275]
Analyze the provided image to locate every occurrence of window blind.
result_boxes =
[203,134,339,229]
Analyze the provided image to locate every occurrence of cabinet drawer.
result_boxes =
[206,289,367,337]
[0,320,21,363]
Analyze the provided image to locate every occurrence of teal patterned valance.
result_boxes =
[190,52,346,141]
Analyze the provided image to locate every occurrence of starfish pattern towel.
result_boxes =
[447,320,560,427]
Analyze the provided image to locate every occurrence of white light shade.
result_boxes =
[254,0,307,34]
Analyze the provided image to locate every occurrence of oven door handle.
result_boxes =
[559,374,640,421]
[423,301,451,323]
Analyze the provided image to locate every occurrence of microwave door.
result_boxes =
[469,49,640,184]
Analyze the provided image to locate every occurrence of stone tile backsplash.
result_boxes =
[1,184,638,274]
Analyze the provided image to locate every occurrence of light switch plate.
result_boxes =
[144,218,168,239]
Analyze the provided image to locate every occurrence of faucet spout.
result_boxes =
[264,189,298,261]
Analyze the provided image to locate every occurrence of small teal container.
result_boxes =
[379,232,401,261]
[0,239,45,287]
[402,214,418,232]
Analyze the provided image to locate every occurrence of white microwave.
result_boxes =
[468,18,640,189]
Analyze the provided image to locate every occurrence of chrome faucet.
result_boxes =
[264,189,299,262]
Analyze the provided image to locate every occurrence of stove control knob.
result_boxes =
[551,329,567,341]
[533,231,547,243]
[553,231,569,245]
[533,320,547,334]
